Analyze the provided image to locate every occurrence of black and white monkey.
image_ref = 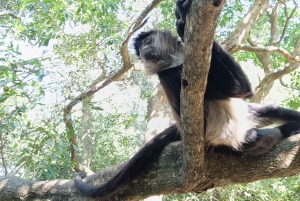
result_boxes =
[74,0,300,198]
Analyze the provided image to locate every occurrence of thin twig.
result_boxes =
[0,11,20,19]
[13,140,37,175]
[0,132,8,175]
[275,1,298,45]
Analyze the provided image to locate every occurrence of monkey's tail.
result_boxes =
[74,124,180,197]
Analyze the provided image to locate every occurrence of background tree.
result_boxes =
[0,0,300,200]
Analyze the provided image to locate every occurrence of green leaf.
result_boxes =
[16,156,28,167]
[0,96,8,103]
[40,2,48,13]
[42,38,51,46]
[10,122,16,130]
[91,106,103,111]
[47,166,57,179]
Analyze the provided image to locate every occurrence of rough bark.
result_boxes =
[181,0,224,190]
[1,135,300,200]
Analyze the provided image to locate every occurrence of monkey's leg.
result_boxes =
[276,122,300,138]
[250,104,300,122]
[243,121,300,156]
[243,128,282,156]
[212,128,283,156]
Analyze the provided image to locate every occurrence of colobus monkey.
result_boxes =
[132,29,300,152]
[74,1,300,198]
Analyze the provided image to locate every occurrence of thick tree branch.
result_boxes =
[182,0,224,189]
[2,134,300,200]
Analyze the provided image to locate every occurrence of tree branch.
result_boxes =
[268,2,281,44]
[223,0,269,53]
[0,132,7,175]
[246,38,272,73]
[231,44,300,63]
[252,62,300,103]
[275,1,298,45]
[2,134,300,200]
[263,63,300,82]
[0,11,20,19]
[182,0,224,189]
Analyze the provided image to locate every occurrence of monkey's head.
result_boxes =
[133,30,183,74]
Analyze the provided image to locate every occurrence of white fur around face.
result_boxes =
[140,31,184,75]
[205,98,255,150]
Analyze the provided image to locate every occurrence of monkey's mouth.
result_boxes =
[140,53,157,62]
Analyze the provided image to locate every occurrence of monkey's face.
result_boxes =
[133,30,184,74]
[139,36,163,63]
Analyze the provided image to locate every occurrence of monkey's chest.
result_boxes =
[204,98,253,150]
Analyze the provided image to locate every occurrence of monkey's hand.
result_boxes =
[175,0,191,42]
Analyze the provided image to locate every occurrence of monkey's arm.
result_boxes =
[205,41,254,99]
[175,0,191,41]
[175,0,253,99]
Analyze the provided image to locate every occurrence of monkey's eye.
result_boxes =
[143,37,151,45]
